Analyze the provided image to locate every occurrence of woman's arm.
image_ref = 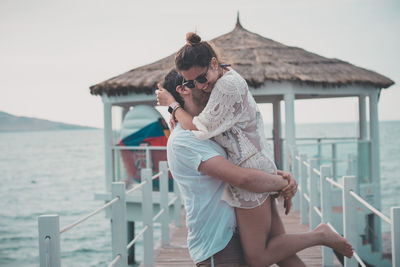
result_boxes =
[173,107,197,130]
[156,85,198,130]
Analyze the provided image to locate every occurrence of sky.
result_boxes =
[1,0,399,128]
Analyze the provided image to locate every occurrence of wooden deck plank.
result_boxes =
[143,209,342,267]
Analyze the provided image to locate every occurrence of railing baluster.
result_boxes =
[331,143,337,180]
[142,168,154,267]
[300,154,308,224]
[37,161,178,267]
[111,182,128,267]
[392,207,400,267]
[288,141,399,267]
[145,147,151,169]
[346,154,357,176]
[159,161,170,246]
[38,215,61,267]
[320,166,333,266]
[343,176,358,267]
[292,149,300,211]
[317,138,322,167]
[309,159,320,230]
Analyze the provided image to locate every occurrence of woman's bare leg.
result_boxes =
[268,198,305,267]
[235,198,272,267]
[236,197,353,267]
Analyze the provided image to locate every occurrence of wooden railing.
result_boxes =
[292,151,399,267]
[38,161,181,267]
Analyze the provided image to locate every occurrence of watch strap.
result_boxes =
[168,102,180,114]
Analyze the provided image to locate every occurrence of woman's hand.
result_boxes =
[156,83,176,106]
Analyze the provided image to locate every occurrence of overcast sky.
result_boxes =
[1,0,399,128]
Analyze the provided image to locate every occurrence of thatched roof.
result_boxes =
[90,19,394,96]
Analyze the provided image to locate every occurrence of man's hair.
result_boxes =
[162,69,185,108]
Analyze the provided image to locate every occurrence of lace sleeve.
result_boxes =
[192,71,248,140]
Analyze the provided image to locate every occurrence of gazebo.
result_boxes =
[91,16,393,186]
[90,17,394,264]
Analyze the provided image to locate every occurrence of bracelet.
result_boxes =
[171,106,181,122]
[168,102,180,114]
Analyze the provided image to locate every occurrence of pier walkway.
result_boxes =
[143,208,342,267]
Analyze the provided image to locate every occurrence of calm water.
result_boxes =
[1,122,399,266]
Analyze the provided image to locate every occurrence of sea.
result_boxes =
[0,121,399,267]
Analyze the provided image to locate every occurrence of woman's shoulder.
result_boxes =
[220,68,246,84]
[215,68,247,94]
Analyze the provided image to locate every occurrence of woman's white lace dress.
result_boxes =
[192,69,277,209]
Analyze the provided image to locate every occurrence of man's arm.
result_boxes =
[198,156,288,193]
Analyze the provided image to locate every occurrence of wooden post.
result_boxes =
[342,176,357,267]
[320,166,333,266]
[284,93,296,171]
[358,95,369,184]
[173,178,182,227]
[369,91,382,252]
[331,143,337,180]
[115,107,127,183]
[358,95,368,141]
[391,207,400,267]
[347,154,358,194]
[127,222,135,265]
[299,154,308,225]
[111,182,128,267]
[317,138,322,167]
[38,215,61,267]
[118,107,129,181]
[292,148,300,211]
[103,102,114,191]
[142,168,154,267]
[273,100,283,170]
[346,154,356,176]
[145,147,151,169]
[309,159,320,230]
[159,161,170,246]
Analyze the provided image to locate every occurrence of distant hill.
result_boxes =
[0,111,98,132]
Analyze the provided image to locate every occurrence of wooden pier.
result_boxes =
[144,209,342,267]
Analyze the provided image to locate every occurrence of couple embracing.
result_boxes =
[156,32,353,267]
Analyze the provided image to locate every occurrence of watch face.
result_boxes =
[168,106,173,114]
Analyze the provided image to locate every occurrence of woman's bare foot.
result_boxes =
[314,223,354,258]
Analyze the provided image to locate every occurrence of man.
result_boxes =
[159,70,300,266]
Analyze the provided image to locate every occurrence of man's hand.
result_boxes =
[278,170,297,199]
[169,115,177,130]
[283,198,293,215]
[277,170,297,215]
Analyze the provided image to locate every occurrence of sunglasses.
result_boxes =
[181,64,210,89]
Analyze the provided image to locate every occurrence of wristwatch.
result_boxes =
[168,102,180,114]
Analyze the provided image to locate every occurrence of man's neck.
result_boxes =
[183,103,203,117]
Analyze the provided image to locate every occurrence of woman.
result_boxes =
[157,33,353,267]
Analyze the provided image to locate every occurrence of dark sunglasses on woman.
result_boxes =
[181,64,231,89]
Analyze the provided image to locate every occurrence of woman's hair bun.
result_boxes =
[186,32,201,45]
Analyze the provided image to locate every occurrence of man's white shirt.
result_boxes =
[167,124,236,263]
